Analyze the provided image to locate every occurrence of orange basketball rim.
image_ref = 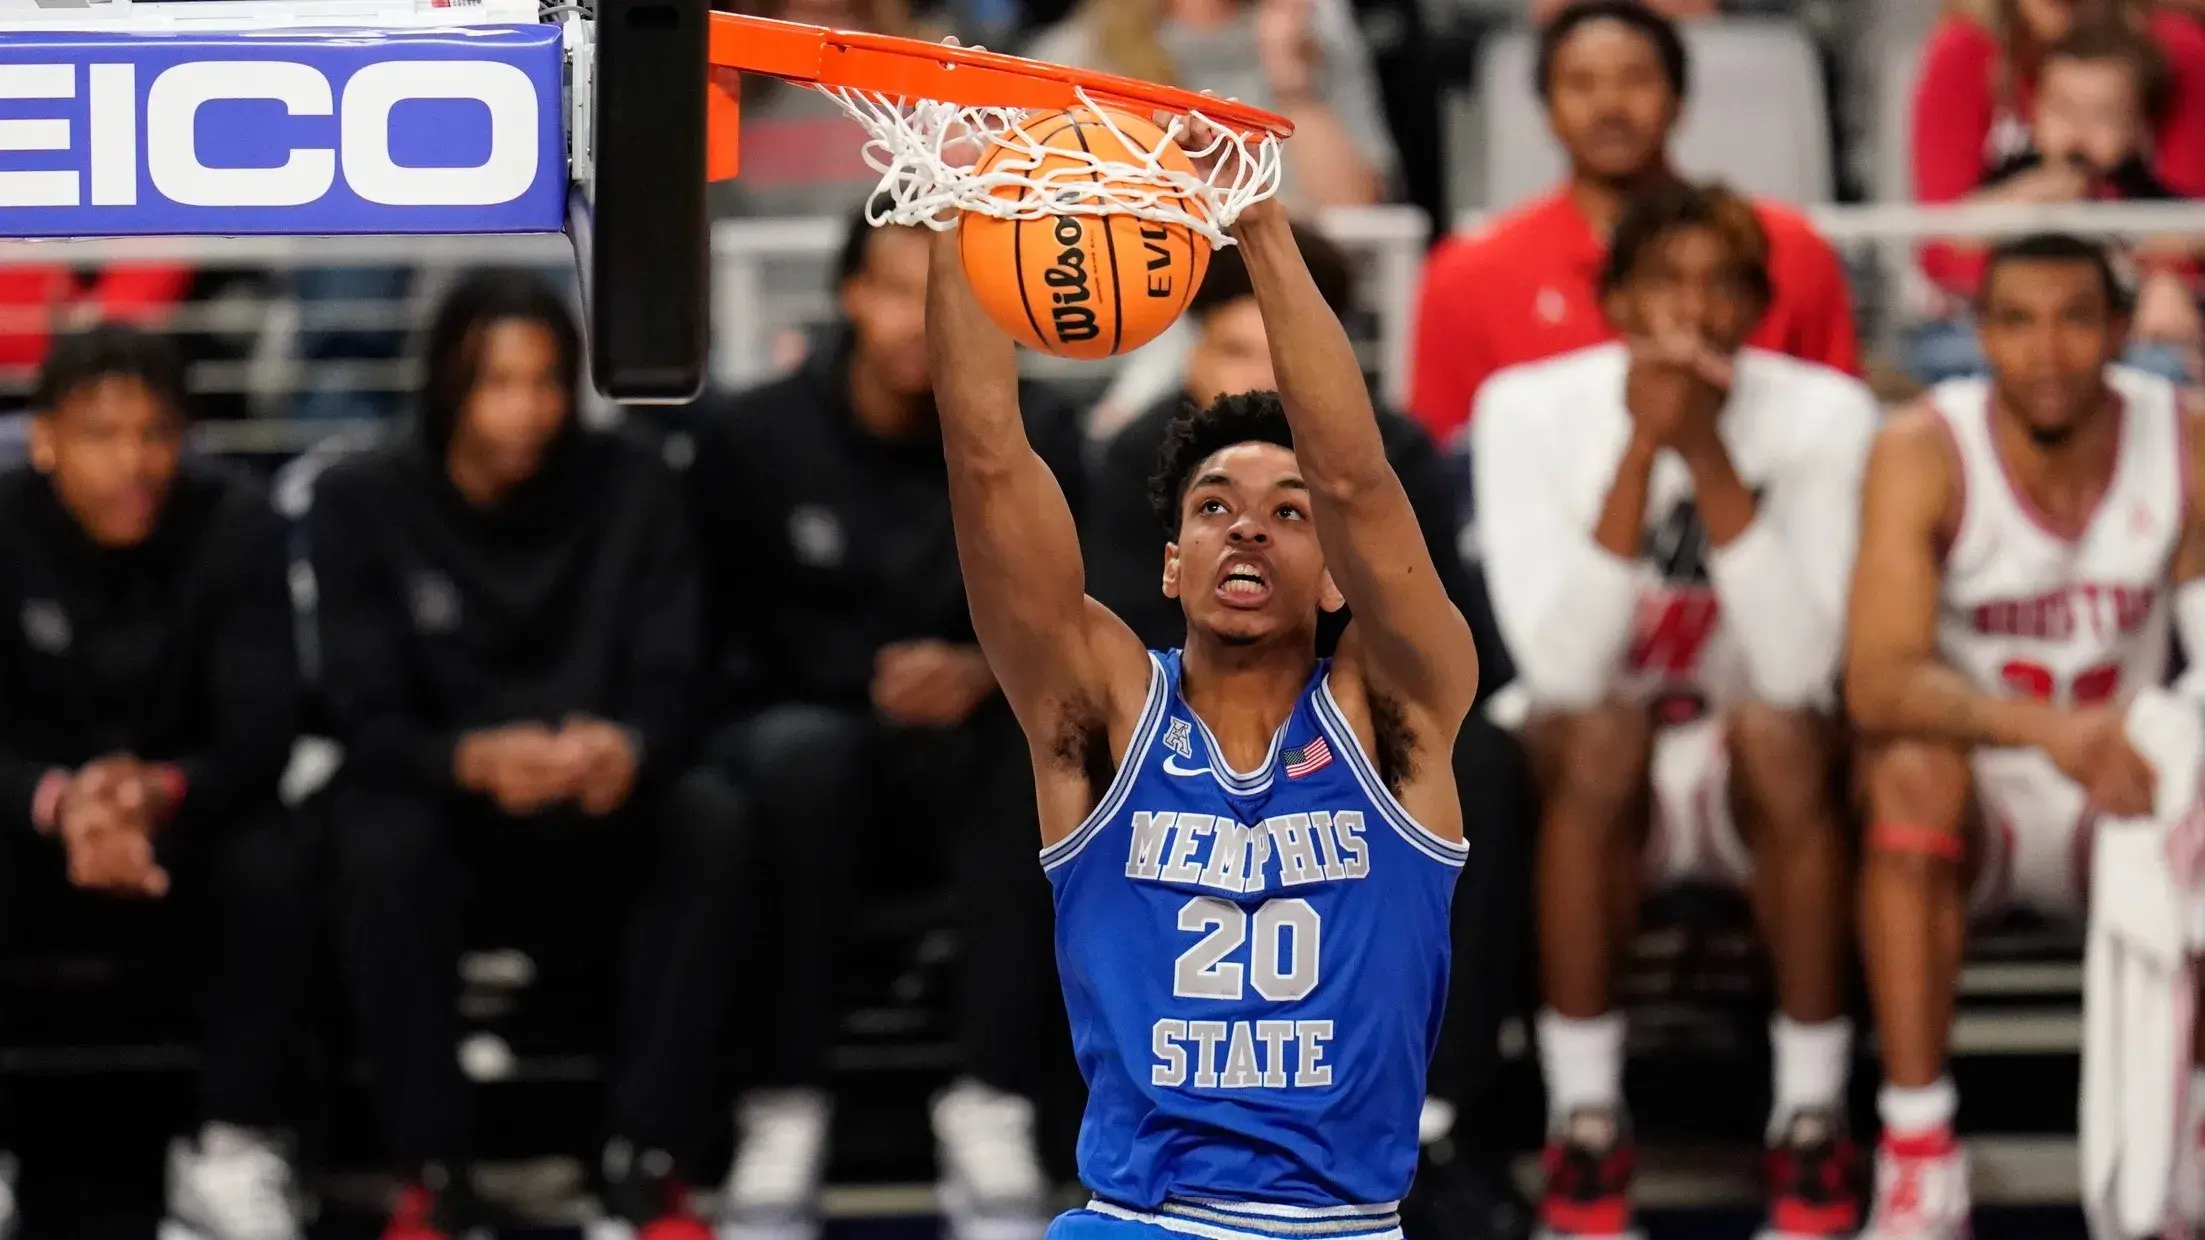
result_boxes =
[701,12,1296,185]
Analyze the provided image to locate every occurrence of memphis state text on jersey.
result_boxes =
[1042,650,1465,1226]
[1126,804,1372,1091]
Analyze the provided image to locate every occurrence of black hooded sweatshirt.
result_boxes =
[0,462,300,837]
[309,422,701,797]
[679,346,1084,714]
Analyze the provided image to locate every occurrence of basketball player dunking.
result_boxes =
[925,181,1479,1240]
[1847,233,2205,1240]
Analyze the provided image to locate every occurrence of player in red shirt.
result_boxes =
[1405,0,1857,444]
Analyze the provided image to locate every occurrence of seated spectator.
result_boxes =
[0,324,315,1240]
[685,201,1078,1240]
[1408,0,1856,444]
[309,273,748,1240]
[1913,0,2205,205]
[1914,0,2205,261]
[1911,12,2205,383]
[1020,0,1396,210]
[1080,221,1539,1240]
[1471,181,1879,1240]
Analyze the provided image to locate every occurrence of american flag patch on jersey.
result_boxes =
[1283,737,1333,779]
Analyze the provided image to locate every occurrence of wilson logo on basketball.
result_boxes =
[960,108,1212,360]
[1043,216,1101,345]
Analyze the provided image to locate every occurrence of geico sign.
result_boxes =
[0,59,541,209]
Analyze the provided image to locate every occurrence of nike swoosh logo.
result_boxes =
[1162,757,1212,778]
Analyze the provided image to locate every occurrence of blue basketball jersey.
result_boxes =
[1042,650,1465,1234]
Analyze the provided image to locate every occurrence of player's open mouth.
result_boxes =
[1216,558,1271,607]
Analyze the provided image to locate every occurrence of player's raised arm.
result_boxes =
[1846,408,2062,749]
[926,228,1146,734]
[1229,201,1479,722]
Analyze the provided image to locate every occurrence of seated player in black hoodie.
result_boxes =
[308,273,749,1240]
[0,324,314,1240]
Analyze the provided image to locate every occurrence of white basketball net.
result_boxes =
[816,84,1285,248]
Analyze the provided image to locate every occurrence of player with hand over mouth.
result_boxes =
[925,158,1478,1239]
[1472,180,1877,1240]
[1848,233,2205,1240]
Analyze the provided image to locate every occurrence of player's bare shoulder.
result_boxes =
[1865,398,1963,529]
[1875,396,1955,455]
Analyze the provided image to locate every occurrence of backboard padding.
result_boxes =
[583,0,709,403]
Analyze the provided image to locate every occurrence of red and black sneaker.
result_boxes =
[1537,1108,1639,1240]
[596,1141,715,1240]
[381,1165,487,1240]
[1761,1109,1863,1240]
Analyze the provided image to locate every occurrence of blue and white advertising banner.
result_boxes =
[0,22,565,236]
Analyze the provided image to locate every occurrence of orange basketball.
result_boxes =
[958,108,1213,359]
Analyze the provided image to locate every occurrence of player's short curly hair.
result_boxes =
[1537,0,1688,102]
[1599,179,1771,307]
[35,322,189,420]
[1149,391,1296,537]
[1978,231,2133,315]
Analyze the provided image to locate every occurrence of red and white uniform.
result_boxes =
[1929,366,2190,919]
[1472,342,1880,887]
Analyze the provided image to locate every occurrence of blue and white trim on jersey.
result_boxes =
[1186,705,1289,797]
[1084,1199,1404,1240]
[1040,653,1170,873]
[1312,677,1468,870]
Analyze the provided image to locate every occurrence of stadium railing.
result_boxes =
[0,200,2193,451]
[0,206,1433,444]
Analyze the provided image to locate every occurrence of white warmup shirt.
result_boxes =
[1470,341,1880,713]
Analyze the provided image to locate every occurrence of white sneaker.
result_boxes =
[163,1123,302,1240]
[718,1089,832,1240]
[1860,1129,1971,1240]
[931,1079,1049,1240]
